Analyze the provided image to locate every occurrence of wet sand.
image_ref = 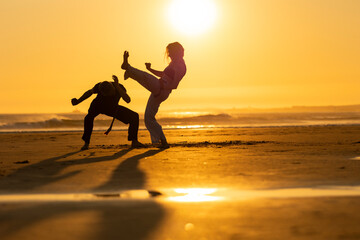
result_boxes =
[1,126,360,239]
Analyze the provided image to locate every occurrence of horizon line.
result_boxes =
[1,104,360,115]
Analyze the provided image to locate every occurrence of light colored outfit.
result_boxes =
[125,60,186,143]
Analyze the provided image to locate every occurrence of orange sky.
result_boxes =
[1,0,359,113]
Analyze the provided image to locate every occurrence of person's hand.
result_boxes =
[112,75,119,84]
[145,62,151,70]
[71,98,79,106]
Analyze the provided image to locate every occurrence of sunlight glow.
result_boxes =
[175,125,205,129]
[170,111,211,117]
[169,188,222,202]
[164,125,216,129]
[168,0,217,35]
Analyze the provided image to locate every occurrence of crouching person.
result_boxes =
[71,75,145,150]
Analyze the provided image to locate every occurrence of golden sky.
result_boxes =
[1,0,359,113]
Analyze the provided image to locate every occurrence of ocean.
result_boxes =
[0,111,360,133]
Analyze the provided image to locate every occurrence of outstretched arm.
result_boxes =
[112,75,131,103]
[71,89,93,106]
[145,63,163,78]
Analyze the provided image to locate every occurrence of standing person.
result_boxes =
[71,75,144,150]
[121,42,187,148]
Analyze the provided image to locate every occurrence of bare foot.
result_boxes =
[81,143,89,150]
[159,139,170,149]
[131,140,146,148]
[121,51,129,70]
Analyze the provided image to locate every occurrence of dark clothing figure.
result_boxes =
[82,82,139,143]
[90,82,123,114]
[121,42,186,149]
[72,76,144,150]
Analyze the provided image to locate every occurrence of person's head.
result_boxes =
[166,42,184,62]
[99,81,115,96]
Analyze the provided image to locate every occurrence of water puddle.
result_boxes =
[165,186,360,202]
[0,186,360,203]
[0,190,161,202]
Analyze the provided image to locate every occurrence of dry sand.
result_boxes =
[0,126,360,239]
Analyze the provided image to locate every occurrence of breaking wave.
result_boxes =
[0,111,360,133]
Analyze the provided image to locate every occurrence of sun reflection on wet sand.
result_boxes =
[168,188,223,202]
[229,186,360,200]
[165,186,360,202]
[1,186,360,203]
[165,125,216,129]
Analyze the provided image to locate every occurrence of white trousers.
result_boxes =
[126,66,171,143]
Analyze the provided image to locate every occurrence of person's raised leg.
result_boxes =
[121,51,161,94]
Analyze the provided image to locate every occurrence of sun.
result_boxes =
[168,0,217,36]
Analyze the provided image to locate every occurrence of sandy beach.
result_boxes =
[1,125,360,239]
[2,0,360,239]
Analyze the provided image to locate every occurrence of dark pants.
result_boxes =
[82,105,139,144]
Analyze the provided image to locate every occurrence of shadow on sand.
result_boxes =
[0,148,166,240]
